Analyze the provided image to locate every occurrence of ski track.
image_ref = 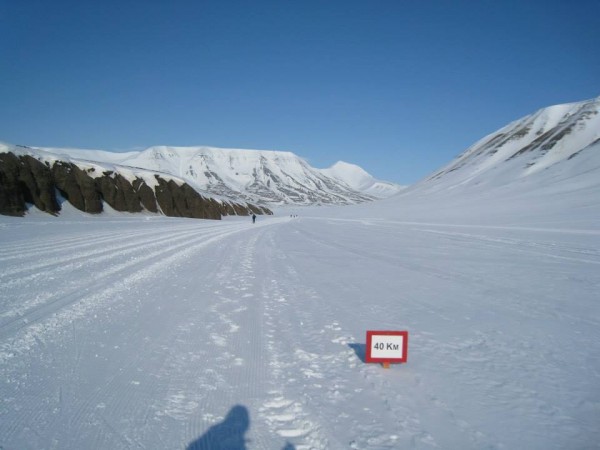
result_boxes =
[268,218,599,449]
[265,223,495,449]
[1,215,598,449]
[0,222,254,347]
[252,225,500,449]
[0,228,228,329]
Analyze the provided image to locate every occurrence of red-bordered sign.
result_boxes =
[366,330,408,365]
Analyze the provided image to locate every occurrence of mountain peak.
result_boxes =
[413,96,600,196]
[322,161,405,198]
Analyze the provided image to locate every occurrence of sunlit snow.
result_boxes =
[1,182,598,450]
[1,97,599,449]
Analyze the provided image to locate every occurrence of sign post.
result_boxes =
[365,330,408,368]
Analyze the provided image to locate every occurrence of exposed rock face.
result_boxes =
[0,153,60,216]
[154,177,223,219]
[0,152,272,219]
[52,162,103,213]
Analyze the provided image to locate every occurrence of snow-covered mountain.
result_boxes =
[0,143,272,219]
[321,161,406,198]
[416,96,600,194]
[324,96,600,227]
[36,145,401,206]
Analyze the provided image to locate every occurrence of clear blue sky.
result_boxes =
[1,0,598,184]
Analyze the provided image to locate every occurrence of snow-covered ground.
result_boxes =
[1,198,598,449]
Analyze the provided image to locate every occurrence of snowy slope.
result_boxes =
[33,145,396,206]
[418,96,600,194]
[321,161,406,198]
[327,96,600,228]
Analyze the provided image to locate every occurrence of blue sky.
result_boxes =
[1,0,598,184]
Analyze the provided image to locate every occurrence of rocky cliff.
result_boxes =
[0,151,271,219]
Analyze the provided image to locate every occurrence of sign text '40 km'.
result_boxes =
[365,330,408,367]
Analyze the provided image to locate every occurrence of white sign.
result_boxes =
[365,330,408,364]
[370,334,405,359]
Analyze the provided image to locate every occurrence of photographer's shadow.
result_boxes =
[186,405,295,450]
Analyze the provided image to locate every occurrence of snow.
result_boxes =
[321,161,375,190]
[321,161,405,198]
[1,98,599,449]
[11,143,402,204]
[427,97,600,189]
[1,183,599,449]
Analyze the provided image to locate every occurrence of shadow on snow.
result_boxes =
[348,343,367,363]
[186,404,295,450]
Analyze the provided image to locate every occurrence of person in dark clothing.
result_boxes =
[252,214,256,224]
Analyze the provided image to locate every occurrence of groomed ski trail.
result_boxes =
[1,214,598,449]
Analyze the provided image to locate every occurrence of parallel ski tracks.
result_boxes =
[1,226,208,282]
[0,220,227,261]
[0,221,252,356]
[0,218,288,449]
[2,214,596,449]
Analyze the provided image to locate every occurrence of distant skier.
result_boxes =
[252,214,256,224]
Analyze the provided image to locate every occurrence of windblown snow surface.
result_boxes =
[1,191,599,450]
[1,98,600,449]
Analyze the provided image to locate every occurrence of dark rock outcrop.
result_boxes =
[154,177,223,219]
[0,153,60,216]
[52,162,103,213]
[0,152,272,219]
[96,171,144,213]
[132,178,158,213]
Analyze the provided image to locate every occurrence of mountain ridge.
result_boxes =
[20,145,404,206]
[412,96,600,194]
[0,143,272,219]
[348,96,600,228]
[2,96,598,219]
